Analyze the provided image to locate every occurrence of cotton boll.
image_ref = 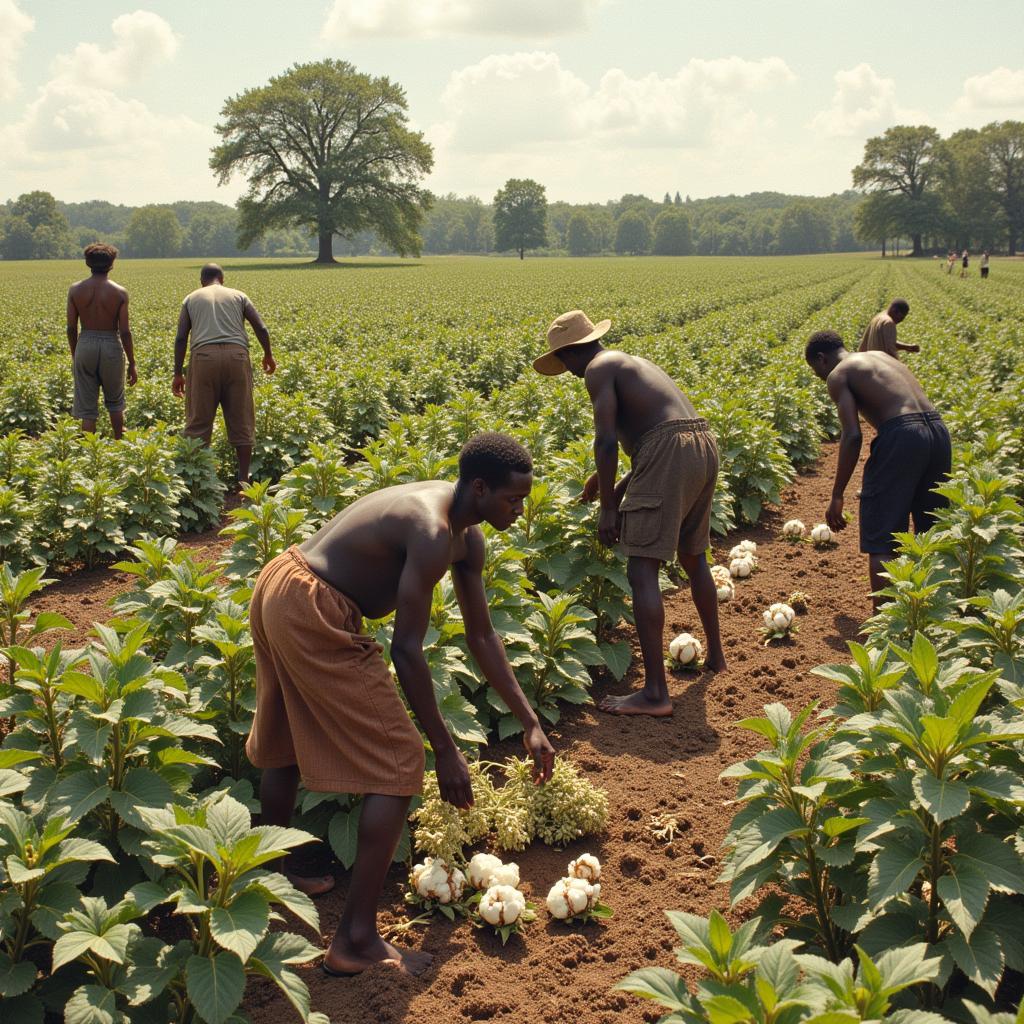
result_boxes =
[764,603,795,632]
[738,540,757,555]
[490,861,520,888]
[810,523,833,546]
[467,852,503,890]
[717,582,734,602]
[568,853,601,882]
[412,858,464,903]
[546,876,597,919]
[479,885,525,926]
[782,519,805,540]
[710,564,732,586]
[669,633,702,665]
[730,556,753,578]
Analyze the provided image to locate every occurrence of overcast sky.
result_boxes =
[3,0,1024,207]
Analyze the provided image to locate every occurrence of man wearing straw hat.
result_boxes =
[534,311,726,717]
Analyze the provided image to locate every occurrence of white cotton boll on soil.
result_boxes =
[782,519,805,539]
[568,853,601,882]
[811,523,833,545]
[669,633,702,664]
[479,885,526,926]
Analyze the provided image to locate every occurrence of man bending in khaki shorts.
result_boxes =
[67,243,137,438]
[246,433,555,975]
[173,263,276,487]
[534,311,726,718]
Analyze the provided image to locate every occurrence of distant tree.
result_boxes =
[567,212,600,256]
[852,125,946,255]
[614,210,651,255]
[493,178,548,259]
[652,209,693,255]
[673,191,683,206]
[187,209,243,257]
[940,129,1001,250]
[211,60,433,263]
[777,200,833,254]
[980,120,1024,254]
[126,206,183,258]
[0,216,35,260]
[662,192,672,205]
[11,191,66,231]
[4,191,73,258]
[853,192,905,256]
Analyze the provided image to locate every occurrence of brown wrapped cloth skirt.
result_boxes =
[245,547,425,796]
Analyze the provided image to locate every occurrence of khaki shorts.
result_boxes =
[619,418,719,561]
[72,331,125,419]
[245,547,425,796]
[184,342,255,446]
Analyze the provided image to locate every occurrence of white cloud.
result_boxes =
[0,10,213,203]
[427,52,797,201]
[954,66,1024,114]
[808,63,901,138]
[321,0,603,40]
[0,0,34,103]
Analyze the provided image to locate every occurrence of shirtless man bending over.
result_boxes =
[67,243,136,438]
[805,331,951,611]
[245,432,555,976]
[533,310,725,719]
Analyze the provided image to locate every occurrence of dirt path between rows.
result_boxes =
[25,444,871,1024]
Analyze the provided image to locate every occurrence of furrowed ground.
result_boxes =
[1,254,1022,1024]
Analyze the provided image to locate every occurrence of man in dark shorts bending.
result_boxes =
[67,243,137,437]
[246,433,555,976]
[533,310,725,718]
[805,331,951,611]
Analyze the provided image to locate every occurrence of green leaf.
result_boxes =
[0,951,37,997]
[875,942,943,990]
[249,933,321,1021]
[30,881,83,940]
[108,768,176,830]
[248,872,319,933]
[206,796,252,849]
[0,748,42,769]
[614,966,690,1010]
[599,640,632,681]
[64,984,127,1024]
[912,772,970,823]
[968,768,1024,804]
[129,882,171,915]
[945,925,1004,998]
[867,837,924,909]
[185,952,246,1024]
[328,809,359,870]
[937,861,990,938]
[210,890,270,962]
[954,834,1024,893]
[822,816,869,838]
[54,837,116,867]
[0,993,43,1024]
[708,910,733,960]
[53,771,112,822]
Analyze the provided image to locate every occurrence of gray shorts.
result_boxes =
[73,331,125,419]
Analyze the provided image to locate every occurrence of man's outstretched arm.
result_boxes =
[826,371,862,531]
[392,531,473,808]
[585,361,621,545]
[451,529,554,784]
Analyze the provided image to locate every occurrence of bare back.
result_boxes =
[299,481,472,619]
[829,351,934,430]
[68,275,128,333]
[585,350,696,454]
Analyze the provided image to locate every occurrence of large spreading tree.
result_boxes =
[980,121,1024,254]
[493,179,548,259]
[210,60,434,263]
[852,125,946,256]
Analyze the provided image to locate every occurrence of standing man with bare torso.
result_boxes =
[806,331,951,611]
[533,310,725,719]
[858,299,918,359]
[67,243,136,438]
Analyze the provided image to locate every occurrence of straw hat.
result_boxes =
[533,310,612,376]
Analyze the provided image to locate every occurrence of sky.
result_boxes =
[2,0,1024,208]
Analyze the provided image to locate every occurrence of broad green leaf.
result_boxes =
[875,942,943,990]
[64,984,127,1024]
[185,952,246,1024]
[936,861,990,938]
[613,966,690,1010]
[249,871,319,932]
[53,771,111,823]
[0,748,42,769]
[822,816,869,838]
[912,772,970,823]
[945,925,1004,997]
[206,796,252,849]
[210,890,270,962]
[954,834,1024,893]
[598,640,631,681]
[0,951,37,997]
[54,837,116,867]
[708,910,733,960]
[30,881,83,940]
[249,933,322,1021]
[867,838,924,909]
[328,809,360,870]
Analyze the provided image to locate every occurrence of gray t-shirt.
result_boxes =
[182,284,256,351]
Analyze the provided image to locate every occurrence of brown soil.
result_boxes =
[241,443,871,1024]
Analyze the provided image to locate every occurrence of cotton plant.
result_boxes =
[464,853,535,944]
[546,855,612,924]
[406,857,468,920]
[761,602,797,644]
[668,632,703,669]
[710,564,735,602]
[788,590,811,614]
[729,553,756,578]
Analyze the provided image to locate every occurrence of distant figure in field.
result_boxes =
[981,251,990,279]
[173,263,276,488]
[66,243,137,439]
[533,310,725,718]
[246,433,555,975]
[858,298,918,359]
[960,249,970,278]
[805,332,951,612]
[946,251,956,274]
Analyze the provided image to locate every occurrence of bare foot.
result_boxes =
[704,656,727,673]
[324,937,433,977]
[598,691,674,717]
[287,872,336,896]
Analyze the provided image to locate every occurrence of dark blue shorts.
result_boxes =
[860,411,951,555]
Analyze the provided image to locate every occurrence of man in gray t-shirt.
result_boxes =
[173,263,276,487]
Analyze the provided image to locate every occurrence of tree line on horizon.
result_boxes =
[1,58,1021,262]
